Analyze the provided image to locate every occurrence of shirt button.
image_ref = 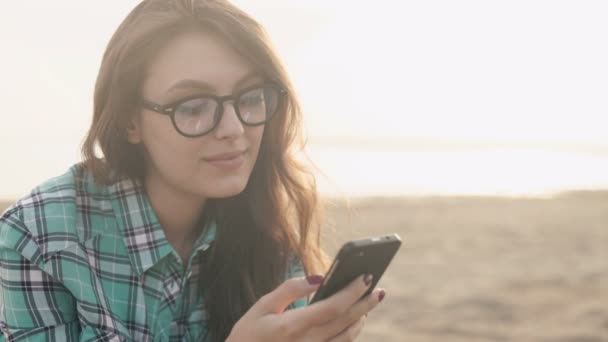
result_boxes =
[170,281,180,293]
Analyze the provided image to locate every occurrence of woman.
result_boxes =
[0,0,385,341]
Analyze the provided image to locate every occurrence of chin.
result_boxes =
[204,178,249,198]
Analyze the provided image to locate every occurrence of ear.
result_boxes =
[126,115,142,144]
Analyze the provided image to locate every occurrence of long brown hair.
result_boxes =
[81,0,328,340]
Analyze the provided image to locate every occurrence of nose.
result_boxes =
[213,101,245,140]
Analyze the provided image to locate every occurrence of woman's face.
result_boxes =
[129,30,266,199]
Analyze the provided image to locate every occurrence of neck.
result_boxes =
[144,172,206,262]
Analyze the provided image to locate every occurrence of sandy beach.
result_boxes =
[2,191,607,341]
[321,191,608,342]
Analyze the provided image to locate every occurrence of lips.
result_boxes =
[203,150,246,171]
[203,150,246,161]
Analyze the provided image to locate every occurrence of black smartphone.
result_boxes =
[309,233,402,304]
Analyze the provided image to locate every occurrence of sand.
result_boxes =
[321,191,608,341]
[2,191,607,341]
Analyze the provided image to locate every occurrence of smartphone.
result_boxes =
[309,233,402,304]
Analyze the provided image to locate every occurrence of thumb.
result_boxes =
[257,275,324,314]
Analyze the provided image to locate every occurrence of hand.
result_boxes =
[226,274,386,342]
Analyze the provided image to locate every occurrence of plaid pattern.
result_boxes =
[0,164,306,341]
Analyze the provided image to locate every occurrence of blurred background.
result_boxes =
[1,1,607,341]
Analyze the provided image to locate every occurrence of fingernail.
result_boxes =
[378,289,386,302]
[306,275,324,285]
[363,273,373,286]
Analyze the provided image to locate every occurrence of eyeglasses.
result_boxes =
[140,83,285,138]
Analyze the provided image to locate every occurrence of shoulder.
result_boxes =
[0,163,114,265]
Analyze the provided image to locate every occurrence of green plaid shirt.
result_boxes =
[0,164,306,341]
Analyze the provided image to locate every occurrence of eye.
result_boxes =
[176,97,215,116]
[239,89,265,106]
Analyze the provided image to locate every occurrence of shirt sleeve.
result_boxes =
[0,219,79,341]
[285,254,309,310]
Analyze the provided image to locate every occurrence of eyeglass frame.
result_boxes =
[139,82,287,138]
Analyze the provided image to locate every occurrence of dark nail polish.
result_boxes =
[378,290,386,302]
[306,275,324,285]
[363,273,373,286]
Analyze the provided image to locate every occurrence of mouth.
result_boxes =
[202,149,247,170]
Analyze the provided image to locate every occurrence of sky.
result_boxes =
[0,1,607,198]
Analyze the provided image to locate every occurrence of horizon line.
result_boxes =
[306,136,608,155]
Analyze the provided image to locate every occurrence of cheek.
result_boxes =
[247,126,265,158]
[140,117,200,171]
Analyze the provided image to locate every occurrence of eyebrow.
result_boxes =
[164,71,262,95]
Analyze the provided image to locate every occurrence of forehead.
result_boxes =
[141,30,256,98]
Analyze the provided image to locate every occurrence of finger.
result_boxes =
[255,275,324,314]
[281,274,372,326]
[320,287,384,338]
[328,315,366,342]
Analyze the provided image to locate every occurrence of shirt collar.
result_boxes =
[108,177,216,275]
